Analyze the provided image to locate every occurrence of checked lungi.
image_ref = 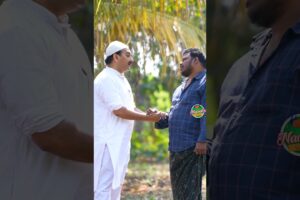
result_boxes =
[170,146,206,200]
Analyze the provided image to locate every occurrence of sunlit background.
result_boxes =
[94,0,206,162]
[94,1,207,198]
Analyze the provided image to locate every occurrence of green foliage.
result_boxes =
[131,128,169,161]
[129,74,173,161]
[94,0,206,73]
[94,0,207,161]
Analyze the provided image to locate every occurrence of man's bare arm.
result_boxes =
[113,107,160,122]
[31,120,93,163]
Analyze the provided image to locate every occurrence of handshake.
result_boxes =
[145,108,168,122]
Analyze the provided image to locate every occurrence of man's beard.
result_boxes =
[181,64,192,77]
[246,0,284,28]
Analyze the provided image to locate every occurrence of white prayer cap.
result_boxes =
[105,41,129,58]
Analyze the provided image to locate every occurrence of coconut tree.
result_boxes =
[94,0,206,160]
[94,0,206,78]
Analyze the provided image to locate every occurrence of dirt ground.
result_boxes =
[121,162,206,200]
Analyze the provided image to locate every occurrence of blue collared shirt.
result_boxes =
[156,70,206,152]
[209,22,300,199]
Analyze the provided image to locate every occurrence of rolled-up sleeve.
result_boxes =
[197,77,207,142]
[0,28,64,136]
[94,77,127,113]
[197,99,207,142]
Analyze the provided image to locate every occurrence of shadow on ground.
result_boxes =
[122,162,206,200]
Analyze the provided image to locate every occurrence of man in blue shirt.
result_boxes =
[209,0,300,199]
[153,48,206,200]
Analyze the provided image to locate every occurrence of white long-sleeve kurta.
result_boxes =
[0,0,93,199]
[94,67,135,190]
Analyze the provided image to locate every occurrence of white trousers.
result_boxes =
[94,146,122,200]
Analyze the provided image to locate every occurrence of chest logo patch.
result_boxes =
[190,104,206,118]
[277,114,300,156]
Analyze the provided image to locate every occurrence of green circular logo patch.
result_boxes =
[190,104,206,118]
[277,114,300,156]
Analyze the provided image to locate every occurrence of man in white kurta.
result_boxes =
[94,41,161,200]
[0,0,93,199]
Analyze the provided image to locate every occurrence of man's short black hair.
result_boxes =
[104,50,122,65]
[183,48,206,67]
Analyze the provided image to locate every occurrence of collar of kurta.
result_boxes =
[105,67,126,79]
[9,0,71,33]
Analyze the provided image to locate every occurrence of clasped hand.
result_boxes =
[146,108,168,122]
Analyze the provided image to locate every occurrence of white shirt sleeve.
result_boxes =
[94,76,128,113]
[0,27,64,136]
